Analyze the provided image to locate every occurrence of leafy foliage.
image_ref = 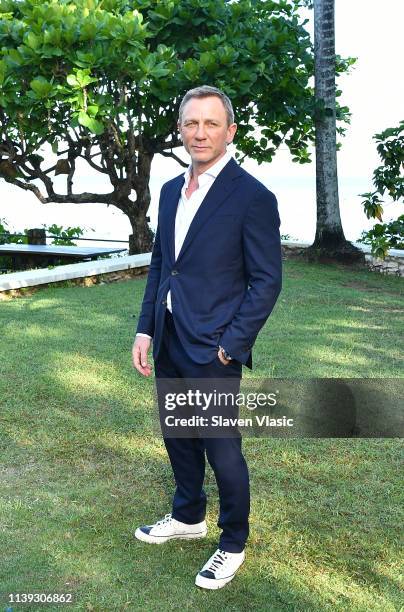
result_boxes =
[0,218,87,246]
[359,122,404,257]
[44,223,85,246]
[0,0,352,251]
[0,218,87,272]
[358,216,404,259]
[0,217,28,244]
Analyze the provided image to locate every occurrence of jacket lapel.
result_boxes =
[165,158,243,265]
[163,175,185,265]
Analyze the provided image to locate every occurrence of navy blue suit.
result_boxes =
[136,157,282,552]
[136,157,282,369]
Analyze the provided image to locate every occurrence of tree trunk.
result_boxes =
[128,151,154,254]
[128,209,154,255]
[308,0,363,263]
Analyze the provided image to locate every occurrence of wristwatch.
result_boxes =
[219,345,233,361]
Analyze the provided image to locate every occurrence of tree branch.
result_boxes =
[82,143,109,174]
[1,175,48,203]
[99,133,119,184]
[159,149,188,167]
[124,84,136,180]
[67,149,75,196]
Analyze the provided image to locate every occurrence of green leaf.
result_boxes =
[41,45,64,58]
[25,32,41,51]
[151,67,170,78]
[70,113,80,128]
[67,69,97,88]
[67,74,79,87]
[30,77,53,99]
[183,58,199,79]
[6,49,23,66]
[0,59,6,85]
[79,22,97,41]
[78,111,104,134]
[87,105,99,117]
[75,69,97,87]
[75,51,96,66]
[200,51,213,67]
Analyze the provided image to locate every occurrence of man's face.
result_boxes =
[178,95,237,172]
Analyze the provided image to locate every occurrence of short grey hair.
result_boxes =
[178,85,235,126]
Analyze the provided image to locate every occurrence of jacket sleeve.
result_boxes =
[135,188,165,338]
[218,187,282,364]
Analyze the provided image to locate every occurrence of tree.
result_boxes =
[358,121,404,258]
[0,0,322,254]
[307,0,362,262]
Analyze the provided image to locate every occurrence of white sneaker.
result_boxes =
[195,548,245,589]
[134,513,207,544]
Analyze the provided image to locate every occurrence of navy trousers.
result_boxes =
[154,308,250,553]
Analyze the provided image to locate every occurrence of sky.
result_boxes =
[1,0,403,246]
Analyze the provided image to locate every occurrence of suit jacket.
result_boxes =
[136,157,282,369]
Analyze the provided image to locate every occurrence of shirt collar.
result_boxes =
[183,151,232,189]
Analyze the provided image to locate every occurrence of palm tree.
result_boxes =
[308,0,363,262]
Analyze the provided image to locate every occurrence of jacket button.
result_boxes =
[162,300,167,305]
[171,270,179,275]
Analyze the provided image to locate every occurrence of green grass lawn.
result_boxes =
[0,260,403,611]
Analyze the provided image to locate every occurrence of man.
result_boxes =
[132,85,282,589]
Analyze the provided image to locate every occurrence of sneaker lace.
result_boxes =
[206,549,229,572]
[155,513,173,526]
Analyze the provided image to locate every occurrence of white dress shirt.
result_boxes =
[137,151,232,340]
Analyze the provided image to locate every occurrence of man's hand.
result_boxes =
[217,348,231,366]
[132,336,153,376]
